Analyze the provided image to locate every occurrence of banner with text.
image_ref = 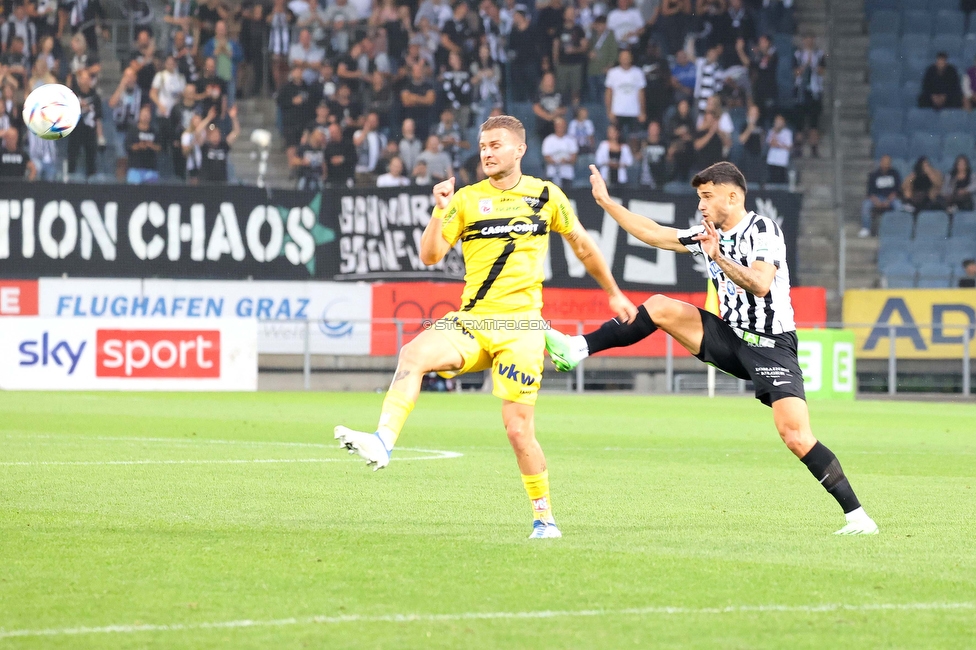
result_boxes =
[38,278,372,354]
[0,183,801,291]
[0,318,257,390]
[843,289,976,359]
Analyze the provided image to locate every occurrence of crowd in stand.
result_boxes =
[0,0,807,189]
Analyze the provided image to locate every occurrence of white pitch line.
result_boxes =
[0,602,971,640]
[0,448,462,467]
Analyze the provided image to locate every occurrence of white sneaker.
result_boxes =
[529,520,562,539]
[858,227,870,238]
[834,508,879,535]
[334,426,391,471]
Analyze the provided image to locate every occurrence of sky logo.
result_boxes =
[19,333,86,375]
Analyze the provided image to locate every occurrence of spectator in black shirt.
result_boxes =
[327,82,363,130]
[859,154,902,237]
[536,0,564,67]
[533,72,566,140]
[198,104,240,183]
[195,57,228,120]
[552,5,587,106]
[959,259,976,288]
[737,102,764,184]
[68,32,101,87]
[902,156,943,213]
[291,126,327,190]
[728,0,756,50]
[919,52,963,109]
[129,27,158,97]
[440,50,473,128]
[171,29,199,85]
[639,121,668,188]
[738,34,778,126]
[126,104,161,184]
[68,69,104,178]
[0,36,28,87]
[639,40,672,125]
[239,2,267,97]
[0,129,34,179]
[197,0,228,49]
[437,0,477,69]
[399,61,436,140]
[278,66,314,158]
[324,121,355,188]
[693,109,724,171]
[506,9,540,101]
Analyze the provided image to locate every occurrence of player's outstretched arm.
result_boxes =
[694,219,777,297]
[420,176,457,265]
[562,222,638,324]
[588,164,687,253]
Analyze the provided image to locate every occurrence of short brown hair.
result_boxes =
[480,115,526,143]
[691,161,748,193]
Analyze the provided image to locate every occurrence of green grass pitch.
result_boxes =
[1,391,974,649]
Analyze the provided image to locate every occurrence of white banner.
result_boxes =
[38,278,372,354]
[0,318,257,391]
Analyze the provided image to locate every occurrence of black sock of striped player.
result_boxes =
[583,305,657,355]
[800,441,861,514]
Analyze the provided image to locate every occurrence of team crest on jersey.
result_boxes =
[523,196,540,208]
[479,199,492,214]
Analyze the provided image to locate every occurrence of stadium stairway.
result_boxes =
[792,0,877,320]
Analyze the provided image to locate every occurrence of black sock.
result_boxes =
[800,441,862,514]
[583,305,658,356]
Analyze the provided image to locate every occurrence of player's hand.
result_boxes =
[609,290,638,324]
[693,218,721,260]
[433,176,455,210]
[589,164,610,207]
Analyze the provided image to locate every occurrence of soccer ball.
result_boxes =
[23,84,81,140]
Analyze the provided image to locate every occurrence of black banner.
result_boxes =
[0,182,802,290]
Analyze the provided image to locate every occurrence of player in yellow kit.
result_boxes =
[335,115,637,538]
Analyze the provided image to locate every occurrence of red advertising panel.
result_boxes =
[0,280,38,316]
[95,330,221,378]
[369,283,828,357]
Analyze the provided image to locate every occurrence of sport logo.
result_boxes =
[96,330,220,378]
[479,198,492,214]
[522,196,540,208]
[496,361,536,386]
[531,497,549,512]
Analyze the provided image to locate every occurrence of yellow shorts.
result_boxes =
[433,310,546,405]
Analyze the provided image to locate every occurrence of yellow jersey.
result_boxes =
[434,175,579,314]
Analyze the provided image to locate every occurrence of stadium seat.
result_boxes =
[878,244,912,270]
[941,132,975,160]
[939,109,968,134]
[866,0,899,16]
[909,133,942,161]
[930,35,964,60]
[928,0,961,13]
[869,47,898,68]
[882,260,917,287]
[934,11,966,38]
[902,11,933,36]
[951,211,976,238]
[890,157,913,178]
[901,80,921,107]
[869,10,900,35]
[915,210,951,239]
[871,107,904,138]
[916,262,953,287]
[873,61,903,86]
[946,237,976,266]
[901,57,930,86]
[870,32,900,50]
[900,33,931,56]
[879,210,915,240]
[876,133,909,158]
[905,107,939,135]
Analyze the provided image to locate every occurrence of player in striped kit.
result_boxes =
[545,161,879,535]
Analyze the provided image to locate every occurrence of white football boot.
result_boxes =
[334,426,391,471]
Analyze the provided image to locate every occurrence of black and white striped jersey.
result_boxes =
[676,211,796,335]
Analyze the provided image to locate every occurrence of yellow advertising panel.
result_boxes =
[843,289,976,359]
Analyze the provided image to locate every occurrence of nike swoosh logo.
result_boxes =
[772,380,791,386]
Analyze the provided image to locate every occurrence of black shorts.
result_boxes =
[794,99,822,130]
[694,309,806,407]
